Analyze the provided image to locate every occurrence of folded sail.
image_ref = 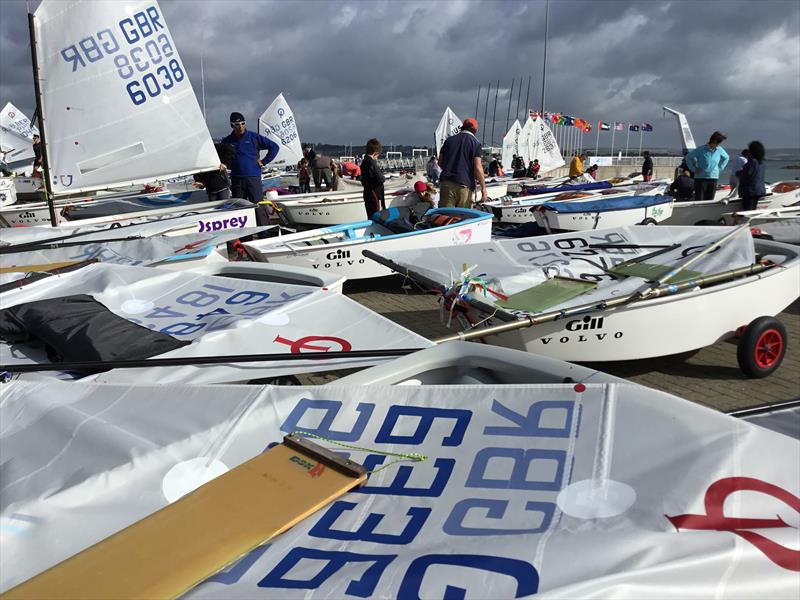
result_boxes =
[2,381,797,597]
[0,102,38,139]
[258,93,303,166]
[434,106,462,156]
[31,0,219,195]
[0,263,431,383]
[0,126,35,164]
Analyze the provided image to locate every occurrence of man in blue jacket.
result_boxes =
[684,131,730,201]
[221,112,280,202]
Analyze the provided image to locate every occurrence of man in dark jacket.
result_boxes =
[360,138,385,218]
[221,112,279,202]
[738,141,766,211]
[438,117,487,207]
[641,150,653,182]
[668,169,695,202]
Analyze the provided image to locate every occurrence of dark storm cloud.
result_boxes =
[1,0,798,151]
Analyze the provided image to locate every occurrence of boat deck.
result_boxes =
[297,275,799,414]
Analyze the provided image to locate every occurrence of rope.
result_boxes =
[290,431,427,474]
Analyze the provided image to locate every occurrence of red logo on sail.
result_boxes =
[666,477,800,571]
[273,335,352,353]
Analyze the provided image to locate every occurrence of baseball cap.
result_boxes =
[229,112,245,124]
[462,118,479,132]
[414,181,427,193]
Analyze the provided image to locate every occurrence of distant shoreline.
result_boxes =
[781,163,800,170]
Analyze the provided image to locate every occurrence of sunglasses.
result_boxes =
[231,121,246,127]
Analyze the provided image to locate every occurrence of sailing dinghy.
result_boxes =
[366,224,799,376]
[533,194,675,231]
[0,262,430,384]
[1,379,797,597]
[243,207,493,279]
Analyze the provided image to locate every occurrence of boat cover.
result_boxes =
[524,181,613,195]
[0,263,431,384]
[1,381,797,597]
[373,225,756,315]
[540,194,673,213]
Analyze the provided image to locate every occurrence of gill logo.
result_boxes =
[326,249,350,260]
[565,316,604,331]
[666,477,800,571]
[289,455,326,478]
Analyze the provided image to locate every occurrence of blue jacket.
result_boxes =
[684,144,730,179]
[221,130,279,178]
[738,159,766,199]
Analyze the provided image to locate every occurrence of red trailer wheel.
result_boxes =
[736,316,787,378]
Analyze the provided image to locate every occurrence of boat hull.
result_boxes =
[483,241,799,361]
[533,198,674,231]
[662,187,800,226]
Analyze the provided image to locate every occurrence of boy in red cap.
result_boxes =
[437,118,487,207]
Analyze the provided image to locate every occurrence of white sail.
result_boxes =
[527,115,564,173]
[434,106,462,156]
[0,263,431,384]
[376,225,755,314]
[31,0,219,195]
[501,119,522,172]
[258,93,303,166]
[2,381,797,597]
[0,126,35,164]
[0,102,38,139]
[517,116,535,166]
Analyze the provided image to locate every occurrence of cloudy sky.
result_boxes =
[1,0,798,152]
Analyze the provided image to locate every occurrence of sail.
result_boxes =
[517,115,535,166]
[258,93,303,166]
[30,0,219,195]
[0,126,35,164]
[373,225,756,315]
[0,263,431,383]
[501,119,522,172]
[434,107,462,156]
[527,116,564,173]
[2,380,797,597]
[0,102,38,139]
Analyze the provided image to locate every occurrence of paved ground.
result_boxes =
[300,275,799,414]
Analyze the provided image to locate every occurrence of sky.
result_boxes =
[1,0,799,153]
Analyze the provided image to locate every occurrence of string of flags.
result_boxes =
[531,111,654,133]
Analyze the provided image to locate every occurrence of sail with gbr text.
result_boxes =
[258,93,303,166]
[30,0,219,195]
[434,107,462,156]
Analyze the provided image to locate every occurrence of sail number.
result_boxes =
[58,4,186,106]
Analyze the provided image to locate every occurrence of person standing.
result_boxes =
[303,146,335,192]
[31,134,42,175]
[737,141,766,211]
[730,148,749,192]
[684,131,730,201]
[641,150,653,182]
[488,155,502,177]
[192,142,234,200]
[297,158,311,193]
[330,158,340,191]
[438,117,487,207]
[221,112,279,202]
[568,152,586,179]
[360,138,385,218]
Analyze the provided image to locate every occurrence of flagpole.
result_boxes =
[625,125,630,157]
[638,127,643,156]
[491,79,499,147]
[611,125,616,160]
[506,78,514,132]
[594,122,600,158]
[482,81,491,145]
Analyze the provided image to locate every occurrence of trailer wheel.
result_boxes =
[737,316,787,378]
[639,217,658,226]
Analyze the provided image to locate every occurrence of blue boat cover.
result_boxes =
[524,181,613,194]
[541,195,673,213]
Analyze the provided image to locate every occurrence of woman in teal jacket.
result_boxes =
[685,131,730,201]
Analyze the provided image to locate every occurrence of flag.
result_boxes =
[550,112,562,124]
[574,118,585,130]
[583,123,592,133]
[563,116,575,127]
[530,111,541,120]
[599,121,611,131]
[629,124,640,132]
[642,123,653,132]
[614,122,625,131]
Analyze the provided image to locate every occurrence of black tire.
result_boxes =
[639,217,658,226]
[737,316,787,378]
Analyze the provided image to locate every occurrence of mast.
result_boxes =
[506,78,515,132]
[491,80,499,147]
[540,0,549,115]
[27,10,57,227]
[200,54,207,120]
[515,74,522,122]
[524,75,532,119]
[482,81,491,145]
